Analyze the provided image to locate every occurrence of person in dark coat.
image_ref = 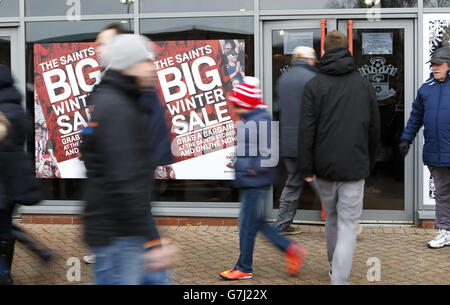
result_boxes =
[298,31,380,285]
[399,47,450,249]
[0,65,43,285]
[273,46,321,235]
[81,34,176,285]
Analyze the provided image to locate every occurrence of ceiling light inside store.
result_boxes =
[279,30,285,36]
[240,9,246,11]
[120,20,128,24]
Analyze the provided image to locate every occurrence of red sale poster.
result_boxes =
[34,43,101,178]
[153,39,245,180]
[34,39,245,180]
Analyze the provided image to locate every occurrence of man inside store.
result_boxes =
[272,46,321,235]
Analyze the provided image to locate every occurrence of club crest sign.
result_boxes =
[359,57,398,101]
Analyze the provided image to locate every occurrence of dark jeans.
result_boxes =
[235,188,292,274]
[0,206,14,238]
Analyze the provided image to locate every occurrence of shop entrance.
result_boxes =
[263,19,414,223]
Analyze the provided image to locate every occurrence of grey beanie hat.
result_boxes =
[107,34,155,71]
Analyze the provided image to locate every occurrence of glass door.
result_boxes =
[263,20,337,222]
[0,27,18,76]
[338,19,414,222]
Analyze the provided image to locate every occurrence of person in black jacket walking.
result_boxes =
[0,65,43,285]
[81,34,176,285]
[273,46,321,235]
[298,31,380,285]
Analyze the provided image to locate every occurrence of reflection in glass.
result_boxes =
[0,0,19,17]
[140,0,253,13]
[25,0,134,16]
[260,0,417,9]
[424,0,450,7]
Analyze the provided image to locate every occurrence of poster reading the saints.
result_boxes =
[34,43,101,178]
[422,14,450,205]
[153,39,244,180]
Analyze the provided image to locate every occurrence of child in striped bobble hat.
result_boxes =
[220,76,308,281]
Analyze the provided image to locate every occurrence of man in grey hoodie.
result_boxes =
[273,46,321,235]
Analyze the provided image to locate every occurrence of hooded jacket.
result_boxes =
[0,65,42,209]
[298,48,380,181]
[277,60,317,158]
[401,72,450,166]
[233,108,277,189]
[81,70,152,247]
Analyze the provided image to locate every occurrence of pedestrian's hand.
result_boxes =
[305,175,316,182]
[248,169,257,176]
[399,140,411,158]
[142,240,179,272]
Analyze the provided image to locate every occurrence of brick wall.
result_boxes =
[20,214,238,226]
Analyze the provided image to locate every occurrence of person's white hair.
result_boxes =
[292,46,317,60]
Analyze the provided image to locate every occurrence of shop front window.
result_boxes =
[141,17,254,202]
[25,0,134,16]
[26,20,133,200]
[260,0,417,10]
[0,0,19,17]
[140,0,253,13]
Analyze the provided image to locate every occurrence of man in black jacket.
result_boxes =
[298,31,380,285]
[82,34,169,285]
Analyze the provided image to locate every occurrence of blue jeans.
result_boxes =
[235,188,292,273]
[92,236,147,285]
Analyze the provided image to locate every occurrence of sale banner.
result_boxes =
[153,39,245,180]
[34,43,101,178]
[33,39,245,181]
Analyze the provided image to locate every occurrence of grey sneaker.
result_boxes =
[83,254,96,264]
[281,225,302,235]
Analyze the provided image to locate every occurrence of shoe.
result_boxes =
[428,229,450,249]
[0,238,15,285]
[285,243,308,276]
[83,255,96,264]
[281,225,302,235]
[219,268,253,280]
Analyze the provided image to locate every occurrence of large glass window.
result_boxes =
[141,17,254,202]
[25,20,133,200]
[424,0,450,7]
[260,0,417,10]
[25,0,134,16]
[140,0,253,13]
[0,0,19,17]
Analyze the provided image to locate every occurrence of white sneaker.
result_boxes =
[83,254,96,264]
[428,229,450,249]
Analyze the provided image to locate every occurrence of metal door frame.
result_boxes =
[0,27,19,79]
[263,18,415,224]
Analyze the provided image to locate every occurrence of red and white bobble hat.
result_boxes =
[228,76,267,110]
